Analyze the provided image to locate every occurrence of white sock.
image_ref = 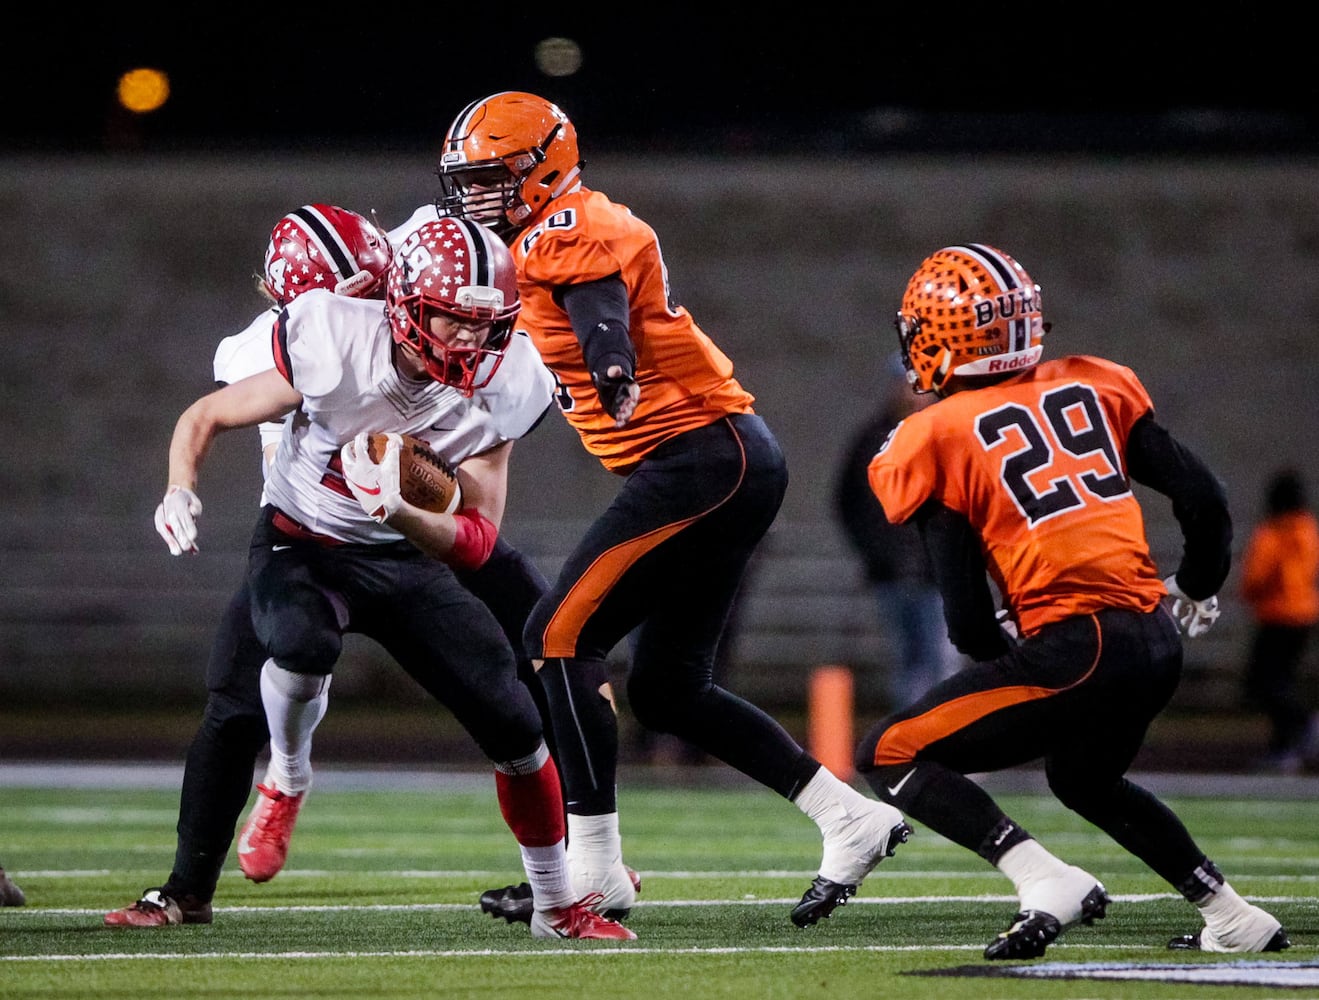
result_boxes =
[259,659,330,794]
[523,841,574,911]
[1197,878,1248,924]
[566,812,623,868]
[794,766,870,831]
[996,838,1070,898]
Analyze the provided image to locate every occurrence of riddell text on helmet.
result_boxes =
[985,347,1044,373]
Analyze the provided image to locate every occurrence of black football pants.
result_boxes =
[857,607,1217,893]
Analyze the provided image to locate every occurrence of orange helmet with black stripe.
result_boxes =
[436,92,582,239]
[895,244,1049,396]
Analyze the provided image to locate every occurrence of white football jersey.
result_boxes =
[262,290,554,544]
[387,204,443,247]
[212,308,286,496]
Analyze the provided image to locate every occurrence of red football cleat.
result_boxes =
[104,888,212,927]
[531,892,638,940]
[237,783,306,883]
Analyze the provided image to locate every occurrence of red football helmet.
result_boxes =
[386,216,521,395]
[261,205,391,305]
[436,91,582,238]
[895,243,1048,396]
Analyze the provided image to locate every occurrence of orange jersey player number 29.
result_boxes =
[978,382,1129,526]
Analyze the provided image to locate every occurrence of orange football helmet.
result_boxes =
[895,243,1048,396]
[261,205,390,305]
[436,91,582,238]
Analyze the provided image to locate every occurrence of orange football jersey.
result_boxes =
[512,187,755,473]
[1239,510,1319,627]
[868,355,1165,635]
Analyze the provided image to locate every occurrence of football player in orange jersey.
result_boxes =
[855,243,1289,959]
[435,91,912,926]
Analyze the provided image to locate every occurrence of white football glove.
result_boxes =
[1163,574,1221,637]
[154,485,202,556]
[340,432,403,523]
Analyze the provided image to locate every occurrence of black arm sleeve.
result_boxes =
[1125,412,1232,600]
[559,275,634,377]
[914,500,1010,661]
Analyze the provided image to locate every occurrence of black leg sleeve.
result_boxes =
[166,694,269,901]
[166,585,270,901]
[536,657,619,815]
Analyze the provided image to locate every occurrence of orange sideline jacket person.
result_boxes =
[428,91,912,927]
[1239,468,1319,767]
[855,243,1289,960]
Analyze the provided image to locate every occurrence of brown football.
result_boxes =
[366,433,462,514]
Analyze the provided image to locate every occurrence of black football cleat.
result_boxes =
[791,876,858,928]
[984,883,1109,960]
[984,910,1064,960]
[479,881,534,924]
[792,815,912,928]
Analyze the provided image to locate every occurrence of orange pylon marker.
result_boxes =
[808,665,854,781]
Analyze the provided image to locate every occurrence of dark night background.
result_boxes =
[8,18,1319,157]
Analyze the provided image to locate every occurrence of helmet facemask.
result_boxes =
[437,159,526,239]
[395,300,512,395]
[437,92,582,238]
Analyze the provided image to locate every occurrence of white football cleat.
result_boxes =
[1170,903,1289,953]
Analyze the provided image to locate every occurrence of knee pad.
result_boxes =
[256,594,342,673]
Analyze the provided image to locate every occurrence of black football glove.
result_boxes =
[592,363,640,426]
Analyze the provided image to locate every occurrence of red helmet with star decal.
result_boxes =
[386,216,521,395]
[261,204,391,305]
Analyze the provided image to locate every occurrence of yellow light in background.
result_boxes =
[535,37,582,77]
[117,68,170,114]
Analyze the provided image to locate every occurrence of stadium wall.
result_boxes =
[2,153,1316,720]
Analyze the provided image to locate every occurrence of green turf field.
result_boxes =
[2,769,1316,999]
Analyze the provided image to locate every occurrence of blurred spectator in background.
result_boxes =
[0,864,24,906]
[834,354,963,709]
[1240,467,1319,773]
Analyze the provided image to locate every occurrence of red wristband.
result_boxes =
[449,509,498,571]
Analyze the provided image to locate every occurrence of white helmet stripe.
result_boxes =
[291,205,356,280]
[957,243,1022,290]
[1011,317,1025,352]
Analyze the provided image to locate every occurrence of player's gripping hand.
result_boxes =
[155,485,202,556]
[592,364,640,428]
[1163,575,1221,637]
[341,431,403,523]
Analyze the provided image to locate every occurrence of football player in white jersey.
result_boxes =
[107,206,633,933]
[106,205,393,930]
[109,211,632,940]
[389,204,636,925]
